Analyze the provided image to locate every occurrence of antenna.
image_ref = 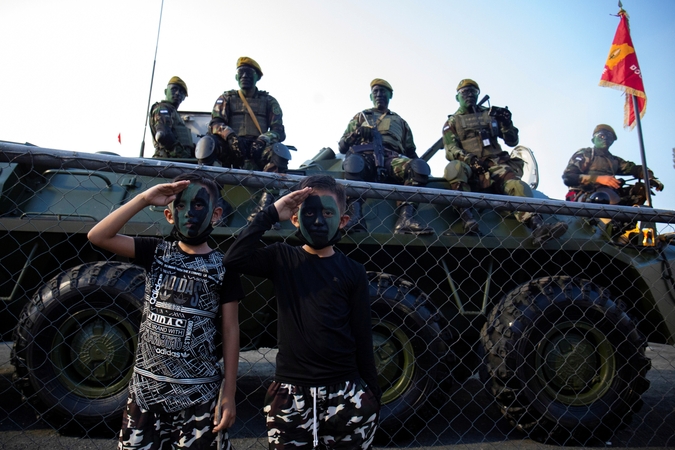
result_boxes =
[140,0,165,158]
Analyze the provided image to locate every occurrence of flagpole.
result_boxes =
[631,94,652,207]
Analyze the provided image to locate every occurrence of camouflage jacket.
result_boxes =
[442,106,518,163]
[149,101,194,158]
[562,147,642,191]
[209,88,285,144]
[339,108,417,157]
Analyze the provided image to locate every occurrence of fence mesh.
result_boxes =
[1,145,675,449]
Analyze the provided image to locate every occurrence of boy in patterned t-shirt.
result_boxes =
[88,173,242,450]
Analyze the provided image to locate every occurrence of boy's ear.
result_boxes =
[164,208,175,224]
[211,207,223,225]
[290,213,300,229]
[338,214,350,229]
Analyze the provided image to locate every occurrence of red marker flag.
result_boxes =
[599,8,646,130]
[118,133,122,144]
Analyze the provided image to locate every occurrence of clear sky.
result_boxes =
[1,0,673,209]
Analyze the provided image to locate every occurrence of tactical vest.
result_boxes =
[151,102,194,150]
[453,109,501,157]
[225,90,270,138]
[580,148,620,177]
[364,110,406,154]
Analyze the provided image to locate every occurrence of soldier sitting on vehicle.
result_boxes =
[562,124,664,205]
[338,78,433,235]
[196,57,290,223]
[150,76,194,159]
[442,78,567,244]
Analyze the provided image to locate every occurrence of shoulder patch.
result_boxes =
[272,105,282,115]
[159,109,169,115]
[443,125,450,132]
[216,99,224,104]
[574,155,584,161]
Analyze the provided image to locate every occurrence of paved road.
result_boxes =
[1,343,674,449]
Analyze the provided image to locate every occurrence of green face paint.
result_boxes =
[171,183,214,238]
[236,66,259,91]
[165,84,186,108]
[457,86,479,110]
[592,130,616,150]
[298,194,341,249]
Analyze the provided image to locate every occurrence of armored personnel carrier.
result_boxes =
[1,120,674,444]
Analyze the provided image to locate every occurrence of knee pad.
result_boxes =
[195,134,219,165]
[443,161,471,184]
[407,158,431,186]
[269,151,289,172]
[343,153,368,181]
[503,179,533,198]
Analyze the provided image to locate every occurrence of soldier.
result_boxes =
[149,76,194,159]
[196,57,289,219]
[338,78,432,235]
[562,124,664,205]
[443,78,567,244]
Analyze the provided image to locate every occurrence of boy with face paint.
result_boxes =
[224,175,381,449]
[88,174,242,450]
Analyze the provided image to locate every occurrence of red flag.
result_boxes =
[599,8,646,130]
[118,133,122,144]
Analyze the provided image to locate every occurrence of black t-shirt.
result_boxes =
[224,206,381,401]
[130,237,243,413]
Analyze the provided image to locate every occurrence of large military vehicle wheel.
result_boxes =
[12,262,144,427]
[368,272,451,436]
[480,276,651,445]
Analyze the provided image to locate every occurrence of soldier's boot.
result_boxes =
[394,202,433,235]
[248,191,280,230]
[460,208,480,235]
[527,215,568,246]
[344,198,367,233]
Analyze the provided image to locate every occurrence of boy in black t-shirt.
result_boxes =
[88,173,241,450]
[224,175,381,449]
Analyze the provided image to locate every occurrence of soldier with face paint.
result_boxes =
[224,175,381,450]
[150,76,194,159]
[88,174,243,450]
[196,57,288,225]
[443,79,568,244]
[338,78,432,235]
[563,124,664,205]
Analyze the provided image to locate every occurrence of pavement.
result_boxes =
[1,342,674,449]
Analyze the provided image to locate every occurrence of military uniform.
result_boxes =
[208,88,285,171]
[149,101,194,158]
[442,79,567,243]
[563,147,650,205]
[339,108,421,185]
[337,78,432,235]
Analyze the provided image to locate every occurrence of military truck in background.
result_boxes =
[1,117,674,445]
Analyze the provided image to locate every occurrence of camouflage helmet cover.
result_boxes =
[593,124,617,140]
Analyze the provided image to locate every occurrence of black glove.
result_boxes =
[651,177,665,191]
[492,106,512,126]
[251,138,267,159]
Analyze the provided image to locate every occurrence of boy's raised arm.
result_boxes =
[88,180,190,258]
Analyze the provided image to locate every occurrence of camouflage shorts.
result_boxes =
[264,379,380,449]
[118,396,230,450]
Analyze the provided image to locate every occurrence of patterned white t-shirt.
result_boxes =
[130,238,241,413]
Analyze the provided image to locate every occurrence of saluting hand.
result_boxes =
[141,180,191,206]
[274,187,312,222]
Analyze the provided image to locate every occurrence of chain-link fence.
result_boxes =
[1,142,675,448]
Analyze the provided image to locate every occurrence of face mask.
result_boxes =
[170,184,215,245]
[297,194,342,249]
